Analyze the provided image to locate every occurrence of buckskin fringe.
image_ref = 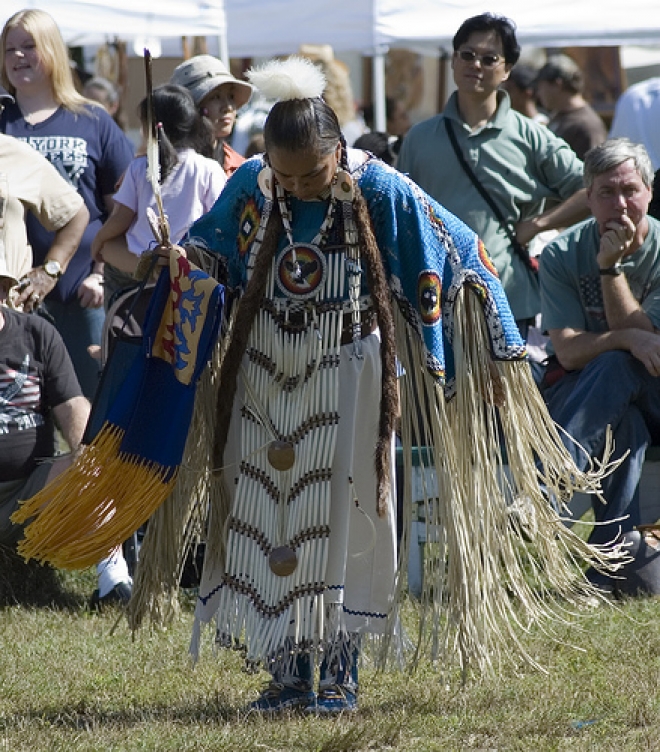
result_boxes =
[391,285,626,674]
[128,346,224,631]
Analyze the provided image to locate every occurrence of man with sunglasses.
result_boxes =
[398,13,589,337]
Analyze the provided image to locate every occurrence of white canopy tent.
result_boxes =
[1,1,228,58]
[3,1,657,58]
[223,0,660,129]
[224,0,660,55]
[2,1,660,129]
[375,0,660,52]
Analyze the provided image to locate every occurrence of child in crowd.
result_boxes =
[92,84,226,303]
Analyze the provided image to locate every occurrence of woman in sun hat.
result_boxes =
[170,54,254,176]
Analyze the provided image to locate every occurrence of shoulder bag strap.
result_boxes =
[443,118,536,272]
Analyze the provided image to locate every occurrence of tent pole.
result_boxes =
[217,33,229,66]
[217,1,229,66]
[372,46,388,132]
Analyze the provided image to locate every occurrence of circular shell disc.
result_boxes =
[267,440,296,471]
[269,545,298,576]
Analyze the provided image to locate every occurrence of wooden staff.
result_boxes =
[144,48,170,248]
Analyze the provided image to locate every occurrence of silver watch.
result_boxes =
[43,259,63,279]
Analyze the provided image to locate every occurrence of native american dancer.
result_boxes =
[15,57,623,714]
[156,58,619,713]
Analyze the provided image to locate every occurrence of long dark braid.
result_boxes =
[212,201,283,476]
[350,171,399,518]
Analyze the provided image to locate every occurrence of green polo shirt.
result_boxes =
[540,216,660,351]
[398,91,585,321]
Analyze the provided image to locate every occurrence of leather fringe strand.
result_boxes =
[127,344,225,631]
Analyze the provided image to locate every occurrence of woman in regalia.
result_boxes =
[134,56,618,714]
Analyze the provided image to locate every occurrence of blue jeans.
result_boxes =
[544,351,660,546]
[44,297,104,402]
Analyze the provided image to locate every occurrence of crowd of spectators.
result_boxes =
[3,5,660,620]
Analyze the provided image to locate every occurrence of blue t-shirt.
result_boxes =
[1,103,134,302]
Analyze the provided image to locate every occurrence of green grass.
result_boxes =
[1,549,660,751]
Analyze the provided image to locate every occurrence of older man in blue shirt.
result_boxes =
[540,139,660,592]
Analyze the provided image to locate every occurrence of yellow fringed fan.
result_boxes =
[12,253,224,569]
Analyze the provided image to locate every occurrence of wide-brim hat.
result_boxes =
[170,55,253,109]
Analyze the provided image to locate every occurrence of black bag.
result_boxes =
[615,529,660,596]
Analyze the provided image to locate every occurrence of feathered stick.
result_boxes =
[144,48,170,247]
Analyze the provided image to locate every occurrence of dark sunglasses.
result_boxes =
[456,49,503,68]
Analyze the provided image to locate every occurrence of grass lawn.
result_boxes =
[1,549,660,751]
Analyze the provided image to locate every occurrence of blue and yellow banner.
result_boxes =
[12,252,225,569]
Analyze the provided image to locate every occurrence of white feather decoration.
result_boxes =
[247,56,326,102]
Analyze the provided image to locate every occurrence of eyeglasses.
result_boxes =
[456,49,504,69]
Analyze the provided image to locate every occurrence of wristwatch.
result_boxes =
[599,263,623,276]
[43,259,63,279]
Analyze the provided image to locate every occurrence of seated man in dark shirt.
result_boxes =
[0,263,88,542]
[0,251,132,608]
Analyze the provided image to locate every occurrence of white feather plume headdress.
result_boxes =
[247,56,326,102]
